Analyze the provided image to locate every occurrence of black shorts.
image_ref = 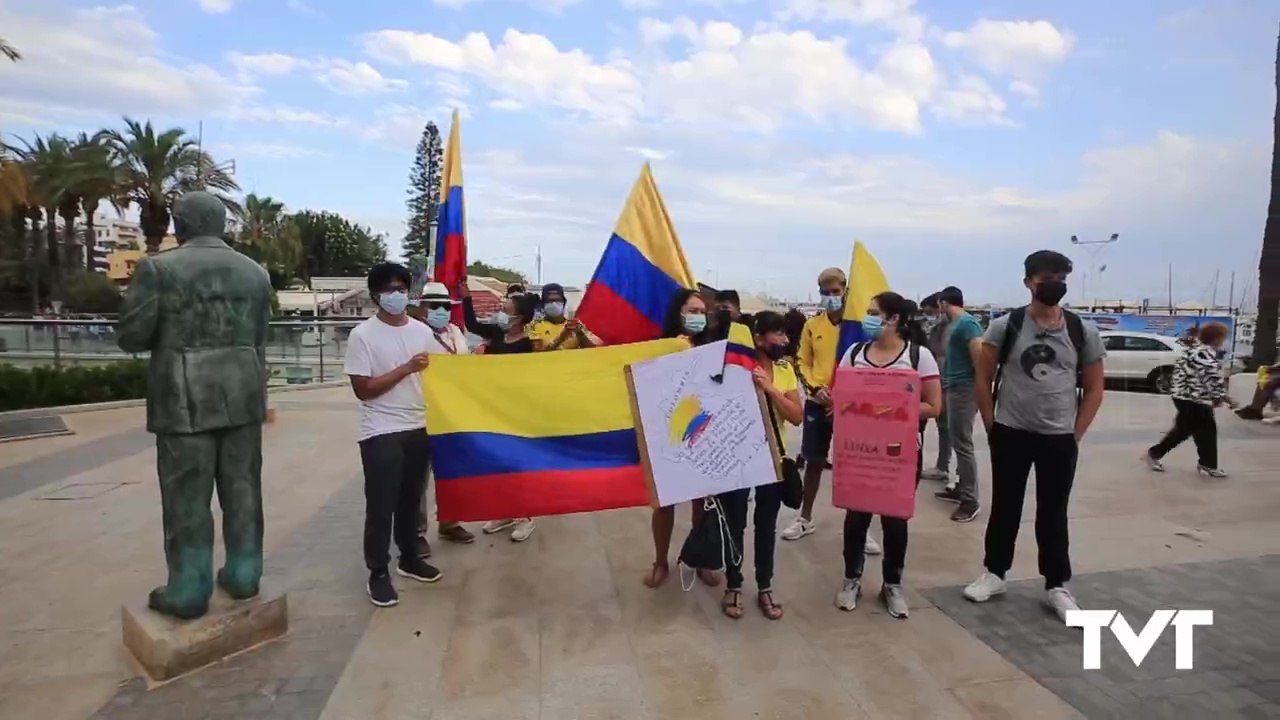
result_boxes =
[800,399,834,462]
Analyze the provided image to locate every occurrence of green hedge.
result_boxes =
[0,361,148,412]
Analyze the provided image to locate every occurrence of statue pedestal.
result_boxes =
[122,585,288,681]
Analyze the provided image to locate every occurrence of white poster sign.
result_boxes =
[627,340,779,507]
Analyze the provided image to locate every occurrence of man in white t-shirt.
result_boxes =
[407,282,475,548]
[344,262,443,607]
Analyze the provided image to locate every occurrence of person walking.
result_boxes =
[920,293,953,484]
[717,312,801,620]
[833,292,942,618]
[932,287,985,523]
[345,263,444,607]
[962,250,1106,623]
[1145,323,1233,476]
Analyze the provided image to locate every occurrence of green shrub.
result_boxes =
[0,360,148,412]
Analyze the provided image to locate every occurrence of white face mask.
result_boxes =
[819,294,843,312]
[494,311,511,330]
[543,302,565,319]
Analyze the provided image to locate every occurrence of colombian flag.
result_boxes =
[424,338,688,521]
[575,163,696,345]
[725,322,757,372]
[433,110,467,326]
[835,241,891,363]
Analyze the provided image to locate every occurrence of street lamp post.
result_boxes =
[1070,233,1119,308]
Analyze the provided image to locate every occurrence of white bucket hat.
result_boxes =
[420,281,453,304]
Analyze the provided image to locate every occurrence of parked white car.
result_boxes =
[1099,331,1183,393]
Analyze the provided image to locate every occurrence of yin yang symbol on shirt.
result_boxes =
[1019,343,1057,381]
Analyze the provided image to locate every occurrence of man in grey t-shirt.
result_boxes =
[961,250,1106,624]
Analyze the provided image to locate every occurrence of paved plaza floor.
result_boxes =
[1,387,1277,719]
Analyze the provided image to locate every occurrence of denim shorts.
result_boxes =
[799,399,834,462]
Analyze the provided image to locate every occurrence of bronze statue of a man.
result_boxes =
[117,191,274,620]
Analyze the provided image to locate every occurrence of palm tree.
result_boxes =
[68,133,122,271]
[98,118,239,254]
[10,134,74,301]
[0,38,19,62]
[1254,26,1280,371]
[235,193,302,288]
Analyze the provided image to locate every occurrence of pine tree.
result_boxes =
[402,122,443,262]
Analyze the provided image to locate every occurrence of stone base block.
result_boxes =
[122,585,288,682]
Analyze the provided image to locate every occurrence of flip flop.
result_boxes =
[644,562,669,588]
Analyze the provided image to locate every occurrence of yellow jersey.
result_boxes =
[797,312,841,391]
[529,319,599,351]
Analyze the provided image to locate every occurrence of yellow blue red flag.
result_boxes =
[433,110,467,326]
[836,241,891,362]
[575,163,696,345]
[424,338,688,521]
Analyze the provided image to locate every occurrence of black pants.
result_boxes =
[359,429,431,570]
[718,481,784,590]
[1150,399,1218,468]
[843,447,921,585]
[983,423,1078,589]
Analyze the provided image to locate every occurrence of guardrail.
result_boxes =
[0,318,367,385]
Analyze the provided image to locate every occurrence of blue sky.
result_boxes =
[1,0,1275,306]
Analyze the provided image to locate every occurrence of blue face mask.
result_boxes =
[494,311,511,330]
[379,291,409,315]
[862,314,884,339]
[820,295,843,312]
[544,302,565,319]
[426,308,451,330]
[683,313,707,334]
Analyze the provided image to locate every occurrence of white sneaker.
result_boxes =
[781,516,815,541]
[1263,416,1280,425]
[510,518,535,542]
[963,572,1007,602]
[921,467,949,482]
[482,519,516,534]
[881,584,909,619]
[1044,587,1079,623]
[835,578,862,611]
[1143,453,1165,472]
[1197,465,1228,478]
[864,535,882,556]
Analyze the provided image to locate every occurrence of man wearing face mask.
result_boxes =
[529,283,601,351]
[919,294,953,485]
[710,290,753,340]
[408,283,476,548]
[963,250,1106,624]
[345,263,444,607]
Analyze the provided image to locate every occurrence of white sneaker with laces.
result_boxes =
[864,535,882,556]
[1044,587,1079,623]
[835,578,861,611]
[1197,465,1228,478]
[482,519,516,534]
[1143,453,1165,472]
[963,572,1007,602]
[510,518,536,542]
[781,516,815,541]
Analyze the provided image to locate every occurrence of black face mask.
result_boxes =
[713,309,733,327]
[1034,280,1068,306]
[763,344,787,362]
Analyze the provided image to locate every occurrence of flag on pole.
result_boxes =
[433,110,467,326]
[575,163,696,345]
[835,241,891,363]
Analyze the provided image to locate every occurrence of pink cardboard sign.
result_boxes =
[830,366,921,519]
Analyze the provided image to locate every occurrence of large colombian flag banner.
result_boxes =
[575,163,697,345]
[424,338,689,521]
[835,241,891,363]
[433,110,467,326]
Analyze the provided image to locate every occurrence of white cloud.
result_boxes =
[1009,79,1039,99]
[624,146,671,160]
[942,19,1074,80]
[362,29,642,123]
[226,106,347,126]
[621,0,660,9]
[226,52,302,80]
[432,0,585,11]
[209,142,327,160]
[490,98,526,110]
[931,75,1010,125]
[361,104,469,147]
[314,59,409,95]
[0,4,256,122]
[198,0,236,12]
[777,0,925,40]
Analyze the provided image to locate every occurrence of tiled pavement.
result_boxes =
[926,557,1280,719]
[1,387,1279,719]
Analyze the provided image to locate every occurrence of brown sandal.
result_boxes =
[644,562,669,588]
[697,568,722,587]
[721,589,743,619]
[757,590,784,620]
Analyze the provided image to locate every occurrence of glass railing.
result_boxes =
[0,318,368,385]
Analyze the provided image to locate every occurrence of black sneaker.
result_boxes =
[367,569,399,607]
[934,487,962,504]
[951,502,981,523]
[397,556,443,583]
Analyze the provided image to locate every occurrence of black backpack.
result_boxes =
[993,306,1085,404]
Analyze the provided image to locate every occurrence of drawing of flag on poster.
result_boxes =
[575,163,696,346]
[433,110,467,326]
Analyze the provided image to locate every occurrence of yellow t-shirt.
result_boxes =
[798,312,840,391]
[765,359,799,455]
[529,319,599,351]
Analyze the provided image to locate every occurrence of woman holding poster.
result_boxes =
[833,292,942,619]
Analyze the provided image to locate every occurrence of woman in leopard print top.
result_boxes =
[1145,323,1231,477]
